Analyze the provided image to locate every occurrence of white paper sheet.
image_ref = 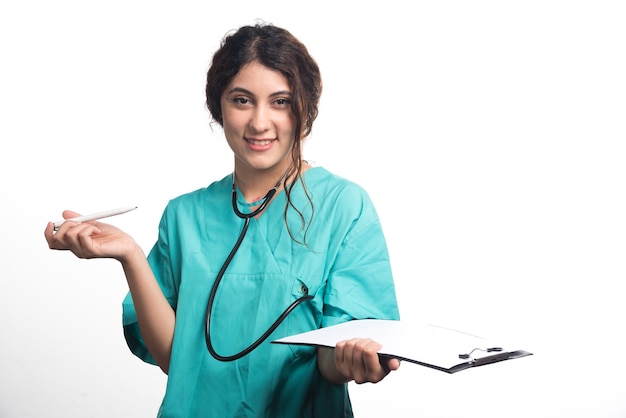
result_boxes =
[272,319,532,373]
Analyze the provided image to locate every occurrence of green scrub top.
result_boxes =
[123,167,400,418]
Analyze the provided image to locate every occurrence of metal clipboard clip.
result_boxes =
[459,347,505,364]
[458,346,532,368]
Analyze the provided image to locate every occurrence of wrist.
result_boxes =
[118,242,145,267]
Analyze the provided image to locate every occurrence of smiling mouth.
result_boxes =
[245,138,275,146]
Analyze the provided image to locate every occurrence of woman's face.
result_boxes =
[220,61,296,176]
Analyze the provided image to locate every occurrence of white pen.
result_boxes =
[53,206,137,231]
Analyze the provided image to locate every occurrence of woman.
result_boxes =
[46,23,400,417]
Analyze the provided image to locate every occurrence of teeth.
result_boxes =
[248,139,272,145]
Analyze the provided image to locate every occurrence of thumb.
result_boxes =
[62,209,82,219]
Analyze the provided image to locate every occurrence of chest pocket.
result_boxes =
[203,221,320,356]
[205,272,316,356]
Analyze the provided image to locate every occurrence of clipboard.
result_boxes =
[272,319,532,374]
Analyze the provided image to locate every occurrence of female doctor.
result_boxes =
[45,22,400,417]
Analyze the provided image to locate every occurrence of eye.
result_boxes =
[273,97,291,107]
[231,97,251,105]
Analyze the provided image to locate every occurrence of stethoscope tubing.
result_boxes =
[204,182,313,361]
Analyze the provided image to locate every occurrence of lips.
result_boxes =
[245,137,275,146]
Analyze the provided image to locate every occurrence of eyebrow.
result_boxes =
[226,87,292,98]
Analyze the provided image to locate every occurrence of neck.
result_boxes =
[233,165,292,204]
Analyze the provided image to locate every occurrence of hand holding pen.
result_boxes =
[44,206,139,260]
[52,206,137,231]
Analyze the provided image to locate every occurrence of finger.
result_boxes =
[330,341,352,383]
[62,210,81,219]
[386,357,401,371]
[46,220,84,248]
[344,338,363,369]
[345,338,377,384]
[361,340,384,377]
[45,222,64,249]
[334,340,349,371]
[66,222,99,246]
[56,222,101,258]
[342,339,363,382]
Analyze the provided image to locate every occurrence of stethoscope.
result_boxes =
[204,172,314,361]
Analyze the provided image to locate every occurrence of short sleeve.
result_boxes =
[321,185,400,327]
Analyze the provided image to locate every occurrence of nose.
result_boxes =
[249,104,270,133]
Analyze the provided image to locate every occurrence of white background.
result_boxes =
[1,1,625,417]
